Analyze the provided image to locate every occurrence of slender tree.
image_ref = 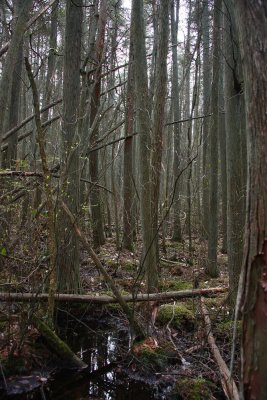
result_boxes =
[0,0,33,165]
[89,0,107,248]
[56,0,83,293]
[201,0,211,239]
[171,0,183,242]
[151,0,170,265]
[206,0,221,278]
[132,0,157,292]
[123,29,134,251]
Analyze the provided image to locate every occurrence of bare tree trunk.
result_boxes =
[132,0,157,292]
[234,2,267,398]
[151,0,170,267]
[201,0,211,239]
[0,0,33,165]
[123,32,134,251]
[206,0,222,278]
[218,69,227,254]
[171,0,183,242]
[224,0,245,304]
[42,0,58,123]
[3,0,26,168]
[56,0,83,293]
[89,0,107,249]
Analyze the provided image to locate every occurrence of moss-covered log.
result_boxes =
[31,314,87,369]
[0,287,228,304]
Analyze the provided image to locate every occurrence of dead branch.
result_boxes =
[165,113,212,126]
[25,56,57,324]
[0,170,112,194]
[200,297,239,400]
[1,114,60,152]
[0,287,227,304]
[2,98,62,142]
[0,171,44,178]
[0,0,59,57]
[61,201,144,338]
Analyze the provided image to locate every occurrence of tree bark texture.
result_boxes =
[132,0,157,292]
[206,0,221,278]
[151,0,170,267]
[171,0,183,242]
[224,0,246,305]
[234,2,267,399]
[0,0,33,165]
[89,0,107,248]
[123,31,134,251]
[201,0,211,239]
[56,0,83,293]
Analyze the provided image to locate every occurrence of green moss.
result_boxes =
[31,314,86,369]
[214,320,241,340]
[123,261,136,272]
[174,378,214,400]
[159,279,192,291]
[157,303,194,330]
[106,259,118,268]
[133,341,180,372]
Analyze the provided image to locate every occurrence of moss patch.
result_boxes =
[124,261,136,272]
[156,303,194,330]
[173,377,214,400]
[133,337,180,372]
[214,320,241,340]
[159,279,192,291]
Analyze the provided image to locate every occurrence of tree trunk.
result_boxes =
[206,0,221,278]
[0,0,33,165]
[201,0,211,239]
[151,0,170,267]
[132,0,157,292]
[123,31,134,251]
[171,0,183,242]
[218,69,227,254]
[88,0,107,249]
[56,0,83,293]
[234,2,267,398]
[42,0,58,123]
[224,0,245,305]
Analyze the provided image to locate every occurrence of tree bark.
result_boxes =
[89,0,107,249]
[171,0,183,242]
[224,0,246,305]
[56,0,83,293]
[132,0,157,292]
[0,287,228,304]
[201,0,211,239]
[151,0,170,267]
[0,0,33,165]
[206,0,221,278]
[123,29,134,251]
[234,2,267,399]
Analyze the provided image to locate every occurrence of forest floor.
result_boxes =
[0,223,239,399]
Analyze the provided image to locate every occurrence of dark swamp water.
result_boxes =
[0,313,174,400]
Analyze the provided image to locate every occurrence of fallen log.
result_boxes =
[31,314,87,369]
[200,297,239,400]
[0,287,227,304]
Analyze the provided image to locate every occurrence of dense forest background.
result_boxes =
[0,0,266,399]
